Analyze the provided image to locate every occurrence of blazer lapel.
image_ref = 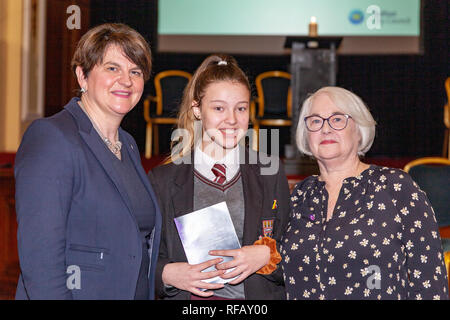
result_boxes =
[65,100,135,218]
[172,156,194,218]
[241,162,264,246]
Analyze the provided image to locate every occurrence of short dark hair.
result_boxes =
[71,23,152,81]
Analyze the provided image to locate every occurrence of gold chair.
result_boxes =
[445,251,450,294]
[442,77,450,159]
[403,156,450,230]
[403,157,450,294]
[403,156,450,172]
[144,70,192,158]
[251,71,292,150]
[404,157,450,292]
[403,157,450,231]
[403,156,450,229]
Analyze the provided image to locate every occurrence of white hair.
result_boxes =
[296,86,376,156]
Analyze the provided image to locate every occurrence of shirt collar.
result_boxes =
[194,144,240,181]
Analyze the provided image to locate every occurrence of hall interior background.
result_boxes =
[46,0,449,159]
[0,0,449,300]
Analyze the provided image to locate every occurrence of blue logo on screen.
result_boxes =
[349,9,364,24]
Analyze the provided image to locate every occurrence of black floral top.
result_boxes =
[281,165,449,300]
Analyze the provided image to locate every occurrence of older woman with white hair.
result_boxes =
[280,86,448,300]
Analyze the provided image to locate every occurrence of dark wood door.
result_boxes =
[0,169,19,299]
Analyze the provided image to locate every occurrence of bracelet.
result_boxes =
[253,237,281,275]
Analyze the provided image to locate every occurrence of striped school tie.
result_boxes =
[211,163,227,185]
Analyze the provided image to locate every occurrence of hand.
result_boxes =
[209,245,270,285]
[161,258,225,297]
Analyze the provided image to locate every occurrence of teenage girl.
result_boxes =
[148,54,290,300]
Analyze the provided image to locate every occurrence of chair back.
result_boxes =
[404,157,450,227]
[255,71,291,118]
[445,77,450,130]
[445,77,450,103]
[444,251,450,290]
[154,70,192,116]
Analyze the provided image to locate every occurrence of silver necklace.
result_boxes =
[79,102,122,159]
[103,137,122,157]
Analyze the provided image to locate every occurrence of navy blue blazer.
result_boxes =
[14,97,161,299]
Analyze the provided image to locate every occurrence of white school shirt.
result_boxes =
[193,144,240,183]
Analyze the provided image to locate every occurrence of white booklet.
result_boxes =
[174,201,240,284]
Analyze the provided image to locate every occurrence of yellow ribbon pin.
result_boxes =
[272,200,277,210]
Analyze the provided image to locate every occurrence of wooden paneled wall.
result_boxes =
[45,0,90,117]
[0,169,18,299]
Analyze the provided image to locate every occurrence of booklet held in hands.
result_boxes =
[174,201,240,284]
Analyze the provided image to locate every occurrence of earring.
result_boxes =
[192,109,201,120]
[193,112,202,121]
[80,88,86,93]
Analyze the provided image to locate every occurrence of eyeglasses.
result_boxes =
[304,114,352,132]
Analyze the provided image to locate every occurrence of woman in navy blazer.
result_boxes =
[14,23,161,299]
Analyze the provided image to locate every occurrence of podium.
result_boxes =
[283,37,342,175]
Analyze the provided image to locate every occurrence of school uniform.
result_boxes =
[148,146,290,300]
